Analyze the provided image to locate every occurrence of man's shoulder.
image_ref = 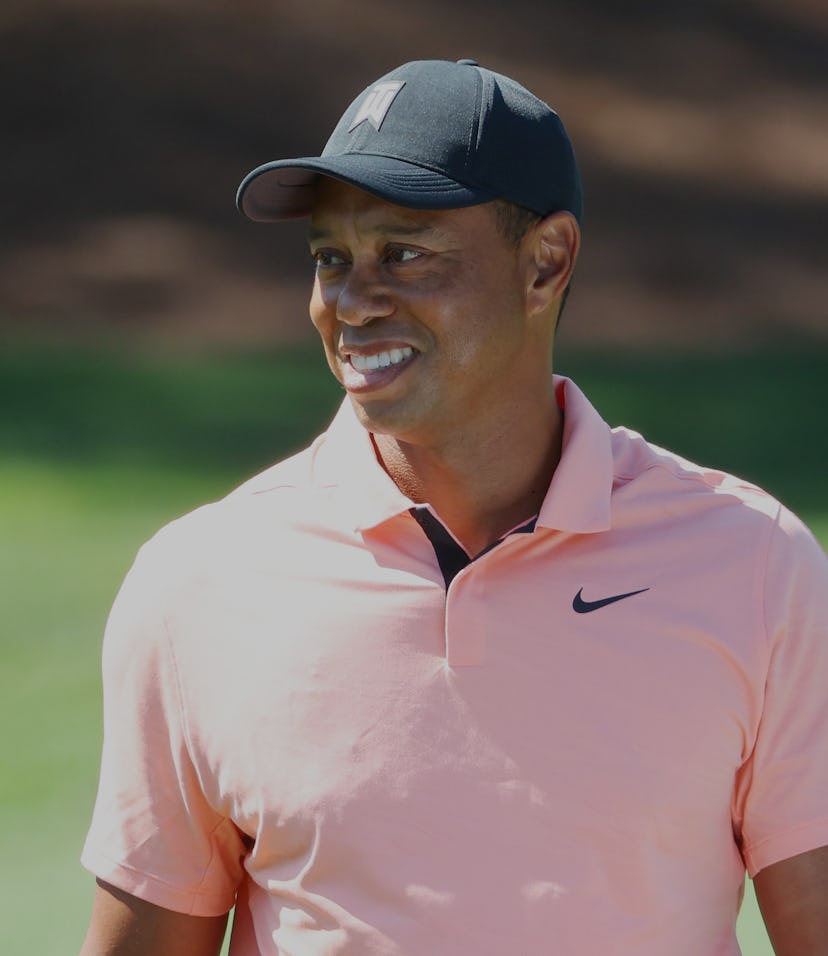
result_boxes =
[609,425,828,589]
[135,434,334,574]
[225,435,324,499]
[102,434,351,659]
[611,424,779,514]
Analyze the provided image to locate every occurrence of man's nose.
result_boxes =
[335,262,394,326]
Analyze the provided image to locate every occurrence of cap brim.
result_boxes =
[236,154,496,221]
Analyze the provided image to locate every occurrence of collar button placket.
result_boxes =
[445,565,487,667]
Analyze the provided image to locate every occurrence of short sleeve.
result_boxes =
[734,505,828,877]
[81,535,246,916]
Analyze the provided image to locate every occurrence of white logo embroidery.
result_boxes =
[348,80,405,133]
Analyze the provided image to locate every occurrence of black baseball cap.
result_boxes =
[236,58,582,223]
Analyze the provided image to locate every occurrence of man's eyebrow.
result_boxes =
[306,225,331,244]
[306,221,447,244]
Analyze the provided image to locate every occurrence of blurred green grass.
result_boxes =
[1,342,824,954]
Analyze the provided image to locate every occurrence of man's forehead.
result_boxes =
[307,177,491,240]
[310,177,436,225]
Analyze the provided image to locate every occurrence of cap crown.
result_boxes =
[323,60,582,220]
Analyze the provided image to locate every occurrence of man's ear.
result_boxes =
[524,212,580,317]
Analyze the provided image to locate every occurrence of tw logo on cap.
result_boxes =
[348,80,405,133]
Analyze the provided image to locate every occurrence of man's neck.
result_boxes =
[373,401,563,557]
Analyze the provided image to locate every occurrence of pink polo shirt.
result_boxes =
[82,377,828,955]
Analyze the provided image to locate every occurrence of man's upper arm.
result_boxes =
[82,534,245,919]
[79,879,229,956]
[754,844,828,956]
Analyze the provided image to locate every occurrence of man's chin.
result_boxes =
[347,393,424,443]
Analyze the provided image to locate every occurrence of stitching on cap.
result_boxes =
[476,72,495,152]
[466,69,486,177]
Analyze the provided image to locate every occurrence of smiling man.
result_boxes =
[79,60,828,956]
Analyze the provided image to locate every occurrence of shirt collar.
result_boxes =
[536,376,613,534]
[312,376,614,535]
[312,398,416,532]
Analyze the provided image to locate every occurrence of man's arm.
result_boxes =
[754,844,828,955]
[79,879,229,956]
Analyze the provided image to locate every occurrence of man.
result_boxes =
[80,59,828,955]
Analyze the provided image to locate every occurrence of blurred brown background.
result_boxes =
[1,0,826,352]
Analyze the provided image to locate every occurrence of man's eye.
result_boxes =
[312,250,346,268]
[385,247,422,264]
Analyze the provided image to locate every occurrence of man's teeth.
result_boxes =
[350,347,413,372]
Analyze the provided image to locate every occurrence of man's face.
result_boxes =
[308,178,542,447]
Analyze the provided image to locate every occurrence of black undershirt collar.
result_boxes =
[410,504,537,588]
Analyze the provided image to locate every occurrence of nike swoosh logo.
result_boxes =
[572,587,650,613]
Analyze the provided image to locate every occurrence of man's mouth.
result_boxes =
[348,347,415,372]
[339,344,418,394]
